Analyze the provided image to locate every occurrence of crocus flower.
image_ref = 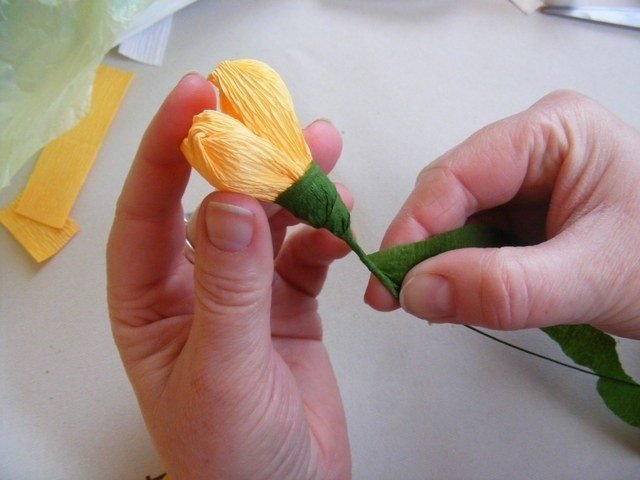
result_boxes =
[181,59,397,294]
[181,59,312,202]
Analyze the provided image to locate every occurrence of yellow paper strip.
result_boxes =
[15,64,134,228]
[0,198,79,263]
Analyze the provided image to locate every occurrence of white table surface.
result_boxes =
[2,1,640,479]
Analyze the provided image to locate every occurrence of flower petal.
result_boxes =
[181,110,307,201]
[208,59,312,169]
[218,90,242,122]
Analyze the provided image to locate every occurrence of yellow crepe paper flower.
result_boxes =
[182,110,307,202]
[181,59,311,202]
[181,59,397,294]
[209,59,312,174]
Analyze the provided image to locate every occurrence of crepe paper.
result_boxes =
[181,59,395,292]
[0,0,200,190]
[276,162,350,236]
[116,0,199,45]
[369,223,639,428]
[208,60,313,171]
[14,65,134,229]
[182,110,308,201]
[543,325,640,427]
[0,197,79,263]
[182,60,313,202]
[275,161,397,294]
[367,224,510,297]
[118,15,173,66]
[182,59,639,429]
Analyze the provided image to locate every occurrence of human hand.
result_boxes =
[107,74,351,479]
[366,91,640,340]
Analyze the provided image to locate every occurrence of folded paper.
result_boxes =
[0,197,79,263]
[118,15,173,66]
[182,59,397,293]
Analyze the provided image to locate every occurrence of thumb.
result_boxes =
[190,191,274,360]
[399,234,600,330]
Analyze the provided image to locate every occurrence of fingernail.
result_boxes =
[308,118,334,128]
[400,275,453,320]
[206,201,254,252]
[181,71,202,81]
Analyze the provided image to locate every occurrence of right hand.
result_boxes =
[365,91,640,340]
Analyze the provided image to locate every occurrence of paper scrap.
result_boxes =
[0,1,150,190]
[509,0,544,14]
[15,65,134,229]
[116,0,198,44]
[0,0,198,190]
[118,15,173,66]
[0,197,79,263]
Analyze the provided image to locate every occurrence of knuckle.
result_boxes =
[538,89,590,108]
[515,90,609,178]
[478,249,532,330]
[195,265,266,313]
[528,90,608,135]
[535,90,600,117]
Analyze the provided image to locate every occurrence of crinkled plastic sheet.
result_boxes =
[0,0,156,189]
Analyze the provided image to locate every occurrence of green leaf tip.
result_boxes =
[543,325,640,427]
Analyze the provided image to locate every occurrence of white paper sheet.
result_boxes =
[118,15,173,66]
[510,0,545,14]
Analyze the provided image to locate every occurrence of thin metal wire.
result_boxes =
[464,325,640,388]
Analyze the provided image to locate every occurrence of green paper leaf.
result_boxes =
[543,325,640,427]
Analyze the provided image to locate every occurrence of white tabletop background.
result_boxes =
[2,1,640,479]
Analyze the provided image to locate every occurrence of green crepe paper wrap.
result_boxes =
[276,162,351,238]
[277,163,639,428]
[367,224,510,295]
[276,161,399,295]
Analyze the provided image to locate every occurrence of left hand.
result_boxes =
[107,73,352,479]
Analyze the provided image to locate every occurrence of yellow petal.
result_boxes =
[208,59,312,168]
[181,110,307,201]
[218,90,242,122]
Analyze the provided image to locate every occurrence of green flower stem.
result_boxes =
[340,229,399,298]
[276,161,398,294]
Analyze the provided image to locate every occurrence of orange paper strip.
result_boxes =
[15,65,133,228]
[0,197,79,263]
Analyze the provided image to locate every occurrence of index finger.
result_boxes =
[107,73,216,303]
